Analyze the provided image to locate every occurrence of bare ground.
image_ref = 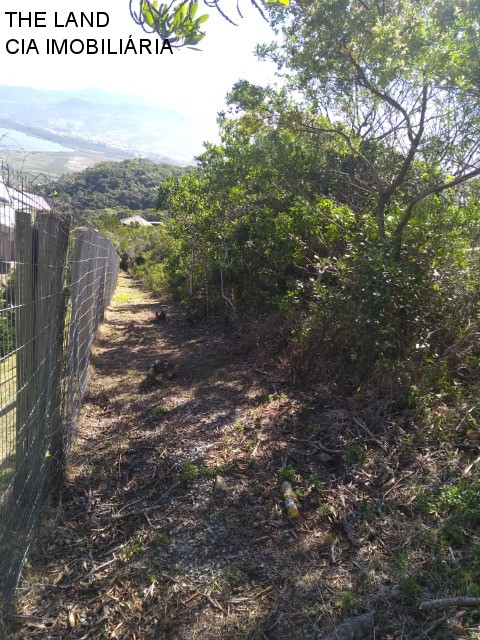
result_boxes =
[8,275,480,639]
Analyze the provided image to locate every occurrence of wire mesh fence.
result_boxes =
[0,164,119,619]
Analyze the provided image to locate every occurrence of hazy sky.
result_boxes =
[0,0,281,145]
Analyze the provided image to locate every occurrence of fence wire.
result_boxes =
[0,165,119,619]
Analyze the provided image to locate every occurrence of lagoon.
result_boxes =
[0,126,74,153]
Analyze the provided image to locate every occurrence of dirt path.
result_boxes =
[9,276,410,639]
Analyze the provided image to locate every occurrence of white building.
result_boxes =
[120,215,153,227]
[0,182,51,272]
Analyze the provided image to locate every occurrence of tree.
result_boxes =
[262,0,480,259]
[129,0,289,47]
[159,81,358,315]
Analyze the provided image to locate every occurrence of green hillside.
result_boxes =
[43,158,185,214]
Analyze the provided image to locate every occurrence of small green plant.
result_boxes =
[0,463,15,493]
[431,478,480,525]
[199,465,217,478]
[308,473,323,490]
[180,462,200,481]
[232,420,245,433]
[294,486,304,498]
[359,570,375,585]
[124,537,143,557]
[318,502,334,516]
[154,532,167,547]
[0,314,14,357]
[152,405,167,416]
[334,590,359,612]
[114,292,133,303]
[252,482,264,495]
[303,603,328,619]
[441,523,466,546]
[223,566,244,589]
[406,384,420,407]
[345,441,366,464]
[398,575,422,600]
[277,467,297,482]
[179,462,218,481]
[471,541,480,566]
[267,391,286,404]
[396,547,417,572]
[357,499,374,519]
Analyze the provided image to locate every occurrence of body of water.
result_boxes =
[0,126,74,153]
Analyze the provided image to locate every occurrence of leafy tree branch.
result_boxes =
[129,0,289,47]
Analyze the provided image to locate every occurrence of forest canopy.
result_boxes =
[44,158,185,214]
[263,0,480,258]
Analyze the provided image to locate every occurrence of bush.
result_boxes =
[0,304,15,357]
[132,262,168,295]
[0,270,15,357]
[295,216,480,389]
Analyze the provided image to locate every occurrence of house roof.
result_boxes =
[120,215,152,226]
[0,181,51,227]
[0,203,15,228]
[6,186,51,212]
[0,182,10,205]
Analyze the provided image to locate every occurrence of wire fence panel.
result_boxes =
[63,226,119,454]
[0,166,119,619]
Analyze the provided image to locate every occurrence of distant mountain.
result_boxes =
[0,85,203,164]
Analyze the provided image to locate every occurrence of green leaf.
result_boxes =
[189,0,198,19]
[184,33,204,45]
[172,8,182,29]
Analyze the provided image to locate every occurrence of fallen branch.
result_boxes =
[109,482,180,520]
[82,557,117,582]
[205,592,226,614]
[352,416,387,452]
[290,437,342,455]
[463,454,480,476]
[419,596,480,611]
[412,615,448,639]
[6,613,53,627]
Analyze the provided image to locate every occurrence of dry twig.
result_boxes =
[412,615,448,639]
[419,597,480,610]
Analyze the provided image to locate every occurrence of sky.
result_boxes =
[0,1,282,148]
